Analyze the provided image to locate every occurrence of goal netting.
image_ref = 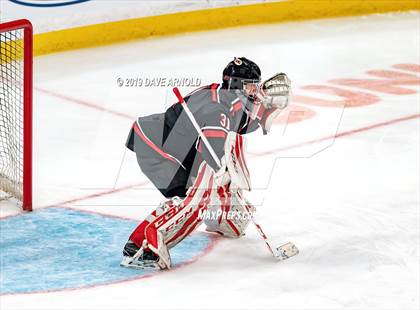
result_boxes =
[0,20,32,211]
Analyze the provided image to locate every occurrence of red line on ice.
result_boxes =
[43,181,149,208]
[35,87,133,120]
[251,113,420,157]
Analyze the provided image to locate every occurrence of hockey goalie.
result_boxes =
[121,57,291,269]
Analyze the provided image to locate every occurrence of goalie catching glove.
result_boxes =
[255,72,291,134]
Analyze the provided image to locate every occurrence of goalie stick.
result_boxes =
[172,87,298,261]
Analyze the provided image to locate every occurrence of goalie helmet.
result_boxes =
[222,57,262,118]
[222,57,261,95]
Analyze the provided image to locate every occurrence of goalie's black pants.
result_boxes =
[126,120,197,198]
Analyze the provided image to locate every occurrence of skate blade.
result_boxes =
[120,256,160,270]
[275,242,299,260]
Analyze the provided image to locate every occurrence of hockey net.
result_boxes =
[0,20,33,211]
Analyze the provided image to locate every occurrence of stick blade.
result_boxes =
[275,242,299,260]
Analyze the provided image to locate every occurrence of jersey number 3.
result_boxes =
[220,113,230,130]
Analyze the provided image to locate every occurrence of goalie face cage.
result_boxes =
[0,20,33,211]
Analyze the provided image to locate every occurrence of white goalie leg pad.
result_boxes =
[143,162,215,269]
[224,132,251,191]
[205,187,255,238]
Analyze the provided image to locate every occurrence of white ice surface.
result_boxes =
[1,12,419,309]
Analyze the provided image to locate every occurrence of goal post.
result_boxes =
[0,19,33,211]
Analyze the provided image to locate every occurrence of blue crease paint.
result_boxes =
[0,208,213,294]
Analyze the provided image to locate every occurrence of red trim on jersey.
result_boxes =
[203,129,227,139]
[197,140,203,153]
[231,101,243,114]
[132,122,178,164]
[211,83,218,102]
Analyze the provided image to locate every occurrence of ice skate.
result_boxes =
[120,240,161,270]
